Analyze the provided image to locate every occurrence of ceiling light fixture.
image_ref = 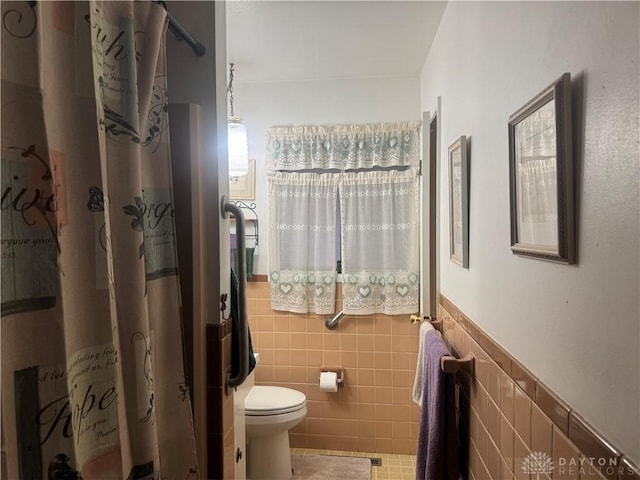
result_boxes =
[227,63,249,178]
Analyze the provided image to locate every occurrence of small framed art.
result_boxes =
[508,73,575,264]
[448,135,469,268]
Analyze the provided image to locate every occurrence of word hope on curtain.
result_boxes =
[267,122,421,316]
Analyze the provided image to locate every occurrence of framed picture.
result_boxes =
[230,158,256,200]
[508,73,575,264]
[448,136,469,268]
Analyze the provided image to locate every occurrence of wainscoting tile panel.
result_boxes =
[535,381,571,436]
[513,386,532,448]
[552,427,580,480]
[438,295,638,480]
[619,457,640,480]
[568,411,621,480]
[530,403,553,460]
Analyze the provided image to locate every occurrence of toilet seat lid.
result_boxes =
[245,386,306,415]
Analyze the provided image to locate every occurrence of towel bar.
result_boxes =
[222,197,249,392]
[430,318,443,331]
[410,315,443,332]
[411,315,473,375]
[440,353,474,375]
[410,314,437,324]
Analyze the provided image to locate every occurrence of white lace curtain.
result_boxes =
[268,172,339,314]
[267,122,420,315]
[340,170,420,315]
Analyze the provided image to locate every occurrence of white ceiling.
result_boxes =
[226,1,447,83]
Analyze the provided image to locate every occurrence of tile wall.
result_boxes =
[206,322,235,480]
[243,280,639,478]
[439,295,640,480]
[247,280,421,455]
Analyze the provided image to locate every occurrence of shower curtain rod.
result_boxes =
[27,1,206,57]
[154,1,206,56]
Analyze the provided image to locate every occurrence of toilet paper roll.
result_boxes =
[319,371,339,392]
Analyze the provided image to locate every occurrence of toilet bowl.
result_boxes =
[245,385,307,480]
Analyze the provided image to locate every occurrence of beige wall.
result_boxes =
[420,1,639,461]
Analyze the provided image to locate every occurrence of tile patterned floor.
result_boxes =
[291,448,417,480]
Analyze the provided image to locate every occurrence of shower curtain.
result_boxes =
[1,2,198,479]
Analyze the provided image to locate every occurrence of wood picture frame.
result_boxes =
[448,135,469,268]
[508,73,575,264]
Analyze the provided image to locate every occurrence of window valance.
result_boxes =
[265,121,421,172]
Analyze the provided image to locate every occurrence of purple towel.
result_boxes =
[416,330,459,480]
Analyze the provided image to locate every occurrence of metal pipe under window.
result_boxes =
[325,311,345,330]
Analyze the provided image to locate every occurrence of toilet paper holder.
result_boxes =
[319,366,345,385]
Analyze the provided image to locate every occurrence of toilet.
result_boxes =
[245,385,307,480]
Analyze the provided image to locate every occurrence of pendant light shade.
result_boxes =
[228,117,249,177]
[227,64,249,177]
